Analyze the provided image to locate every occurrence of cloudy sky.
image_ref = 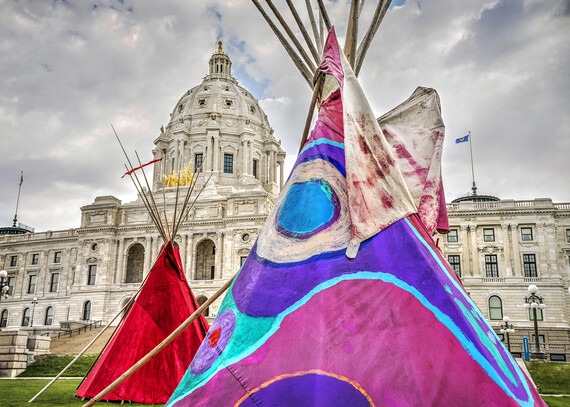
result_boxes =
[1,0,568,232]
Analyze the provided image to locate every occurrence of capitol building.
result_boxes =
[1,45,569,361]
[0,44,285,330]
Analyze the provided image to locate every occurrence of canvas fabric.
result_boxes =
[166,29,546,407]
[76,242,209,404]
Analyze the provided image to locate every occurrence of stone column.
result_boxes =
[172,141,179,174]
[246,141,253,175]
[265,151,270,183]
[116,238,125,284]
[459,225,470,276]
[501,224,512,277]
[510,223,521,276]
[242,141,248,175]
[215,232,223,279]
[205,144,211,173]
[468,225,479,277]
[268,151,273,183]
[538,222,553,277]
[143,237,152,277]
[279,161,284,190]
[190,234,197,280]
[213,134,219,173]
[185,234,193,280]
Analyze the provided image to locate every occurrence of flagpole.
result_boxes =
[13,171,23,227]
[468,131,477,196]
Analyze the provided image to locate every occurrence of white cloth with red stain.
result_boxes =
[318,29,448,255]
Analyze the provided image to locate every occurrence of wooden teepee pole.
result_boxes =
[286,0,321,64]
[305,0,322,55]
[251,0,314,88]
[264,0,317,73]
[344,0,360,68]
[354,0,391,76]
[316,0,332,31]
[124,165,168,242]
[298,72,325,154]
[82,273,237,407]
[28,297,137,403]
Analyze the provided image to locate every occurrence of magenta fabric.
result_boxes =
[166,28,546,407]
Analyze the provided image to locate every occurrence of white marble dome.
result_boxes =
[152,42,285,194]
[164,41,271,139]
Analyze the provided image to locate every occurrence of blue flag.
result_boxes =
[456,135,469,143]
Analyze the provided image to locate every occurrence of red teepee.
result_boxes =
[76,241,208,404]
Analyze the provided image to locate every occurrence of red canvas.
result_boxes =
[76,242,208,404]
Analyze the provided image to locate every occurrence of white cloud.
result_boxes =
[0,0,568,231]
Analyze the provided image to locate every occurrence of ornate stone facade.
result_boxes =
[440,198,570,360]
[0,44,285,330]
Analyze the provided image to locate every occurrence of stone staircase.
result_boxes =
[49,325,116,355]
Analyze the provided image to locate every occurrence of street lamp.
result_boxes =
[0,270,9,300]
[523,284,546,359]
[30,297,38,328]
[499,316,515,353]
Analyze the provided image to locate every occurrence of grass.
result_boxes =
[18,354,99,377]
[527,362,570,395]
[4,356,569,406]
[542,396,570,407]
[0,379,163,406]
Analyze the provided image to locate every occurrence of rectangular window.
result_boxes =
[448,255,461,277]
[224,154,233,174]
[566,229,570,243]
[447,229,458,243]
[483,228,495,242]
[195,153,203,172]
[87,265,97,285]
[240,256,248,268]
[485,254,498,277]
[53,251,62,263]
[210,265,215,279]
[529,308,544,321]
[523,254,537,277]
[7,277,15,296]
[531,334,545,346]
[521,227,533,241]
[28,275,37,294]
[31,253,39,265]
[252,159,258,178]
[10,256,17,267]
[50,273,59,292]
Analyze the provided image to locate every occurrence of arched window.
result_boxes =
[82,301,92,321]
[126,244,145,283]
[44,306,54,325]
[489,296,503,320]
[195,239,216,280]
[22,308,31,326]
[0,309,8,328]
[197,296,209,317]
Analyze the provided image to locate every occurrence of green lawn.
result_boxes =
[18,354,99,377]
[527,362,570,395]
[0,379,163,407]
[3,356,568,406]
[542,396,570,407]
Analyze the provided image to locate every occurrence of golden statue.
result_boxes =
[163,162,194,187]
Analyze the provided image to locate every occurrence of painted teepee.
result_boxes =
[166,1,546,406]
[76,152,209,404]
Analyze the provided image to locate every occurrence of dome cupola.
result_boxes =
[208,41,232,79]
